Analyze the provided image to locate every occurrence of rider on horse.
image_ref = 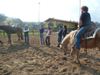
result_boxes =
[74,6,92,51]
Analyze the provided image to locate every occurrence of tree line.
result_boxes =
[0,14,45,29]
[0,14,100,29]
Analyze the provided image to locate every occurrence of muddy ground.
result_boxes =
[0,35,100,75]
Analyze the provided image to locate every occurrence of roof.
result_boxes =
[44,18,78,24]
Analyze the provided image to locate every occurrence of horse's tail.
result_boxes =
[21,29,23,40]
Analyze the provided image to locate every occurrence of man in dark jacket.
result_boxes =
[39,25,45,45]
[57,26,63,47]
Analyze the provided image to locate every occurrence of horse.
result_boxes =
[0,25,23,44]
[60,22,100,63]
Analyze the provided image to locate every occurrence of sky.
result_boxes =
[0,0,100,22]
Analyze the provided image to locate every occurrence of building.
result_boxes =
[44,18,78,32]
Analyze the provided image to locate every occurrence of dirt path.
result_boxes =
[0,35,100,75]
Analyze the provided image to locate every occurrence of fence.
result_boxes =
[0,30,6,36]
[0,29,57,36]
[0,28,74,36]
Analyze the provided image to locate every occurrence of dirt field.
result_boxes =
[0,35,100,75]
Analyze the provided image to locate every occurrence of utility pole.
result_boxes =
[79,0,81,16]
[38,2,40,25]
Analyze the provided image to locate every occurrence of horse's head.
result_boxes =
[60,43,68,55]
[60,44,63,51]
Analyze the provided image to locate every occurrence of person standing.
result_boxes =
[23,25,29,44]
[57,26,63,47]
[39,25,45,45]
[62,25,67,41]
[45,27,51,46]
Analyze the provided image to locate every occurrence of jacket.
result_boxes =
[46,30,51,36]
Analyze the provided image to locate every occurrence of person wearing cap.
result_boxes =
[23,25,29,44]
[39,25,45,45]
[45,27,51,46]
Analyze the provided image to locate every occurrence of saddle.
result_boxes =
[74,27,95,54]
[82,28,95,53]
[82,28,95,39]
[75,27,95,39]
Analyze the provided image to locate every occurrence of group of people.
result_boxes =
[23,24,67,47]
[23,25,52,46]
[39,25,51,46]
[57,25,67,47]
[39,25,67,47]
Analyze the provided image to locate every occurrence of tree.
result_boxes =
[29,25,33,29]
[0,14,7,24]
[5,18,12,25]
[57,22,63,28]
[48,22,54,28]
[40,22,45,27]
[12,18,23,28]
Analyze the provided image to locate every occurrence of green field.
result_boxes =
[0,31,57,36]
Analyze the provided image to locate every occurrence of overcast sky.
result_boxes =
[0,0,100,22]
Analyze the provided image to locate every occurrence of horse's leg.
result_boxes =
[98,47,100,51]
[76,51,80,60]
[64,48,67,55]
[71,48,80,63]
[97,45,100,51]
[84,38,87,55]
[75,51,80,63]
[20,30,23,40]
[95,41,100,51]
[17,32,20,41]
[7,33,11,44]
[70,48,76,59]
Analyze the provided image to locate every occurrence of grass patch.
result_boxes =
[0,31,57,36]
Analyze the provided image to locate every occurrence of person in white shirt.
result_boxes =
[23,25,29,44]
[45,27,51,46]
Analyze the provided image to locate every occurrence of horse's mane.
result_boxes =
[69,30,78,34]
[62,30,78,45]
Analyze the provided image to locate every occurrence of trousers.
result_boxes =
[40,34,45,44]
[45,36,50,45]
[24,34,29,43]
[75,25,92,47]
